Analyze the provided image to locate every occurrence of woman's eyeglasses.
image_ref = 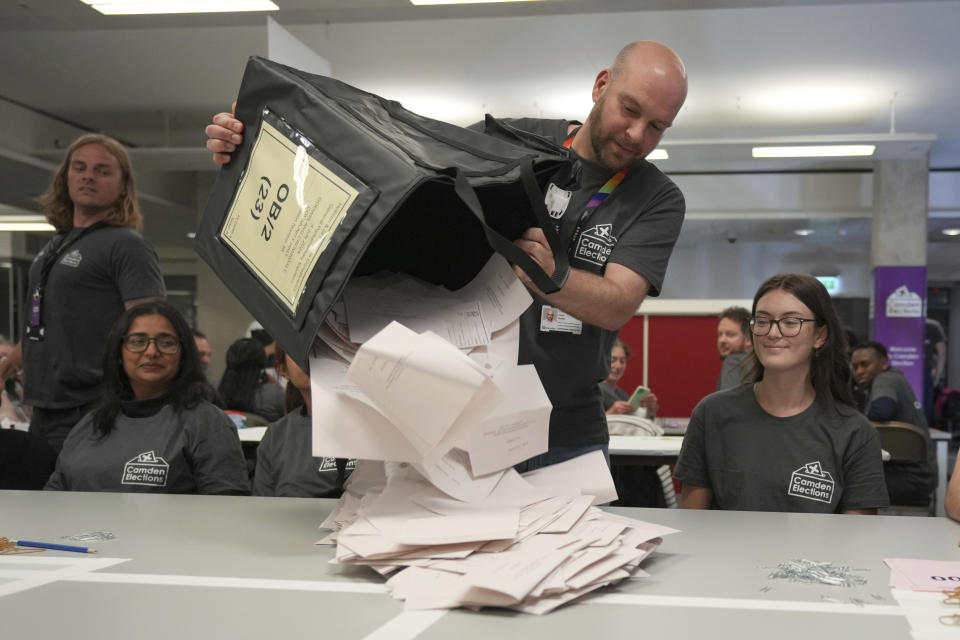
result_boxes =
[122,334,180,354]
[750,316,817,338]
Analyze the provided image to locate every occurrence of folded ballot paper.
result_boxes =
[309,254,680,613]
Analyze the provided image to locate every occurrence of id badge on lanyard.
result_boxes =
[25,289,44,341]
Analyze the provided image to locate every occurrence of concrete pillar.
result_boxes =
[871,158,929,267]
[869,157,929,403]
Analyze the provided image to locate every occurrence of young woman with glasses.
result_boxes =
[674,273,889,513]
[45,302,249,494]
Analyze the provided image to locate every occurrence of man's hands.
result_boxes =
[512,226,650,331]
[606,400,634,415]
[511,227,556,285]
[605,392,659,418]
[204,102,243,166]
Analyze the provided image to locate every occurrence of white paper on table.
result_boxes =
[539,495,595,534]
[512,581,609,616]
[566,518,627,548]
[344,278,490,348]
[310,345,422,461]
[464,548,573,603]
[597,512,681,545]
[347,322,497,448]
[521,450,619,506]
[452,255,532,333]
[394,508,520,546]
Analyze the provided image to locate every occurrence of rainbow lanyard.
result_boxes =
[563,133,629,212]
[562,132,630,256]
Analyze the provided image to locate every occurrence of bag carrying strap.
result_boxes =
[452,158,570,294]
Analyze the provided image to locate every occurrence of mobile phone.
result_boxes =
[628,385,651,411]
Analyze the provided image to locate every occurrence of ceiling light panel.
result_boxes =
[83,1,279,15]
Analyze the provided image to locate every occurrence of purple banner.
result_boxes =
[871,266,926,404]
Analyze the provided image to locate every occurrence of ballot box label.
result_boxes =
[219,115,359,314]
[788,461,835,504]
[122,451,169,488]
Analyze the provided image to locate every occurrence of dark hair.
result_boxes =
[274,343,306,414]
[744,273,854,413]
[852,340,888,361]
[217,338,267,413]
[718,306,751,338]
[613,337,632,360]
[93,301,211,437]
[37,133,143,233]
[193,329,208,340]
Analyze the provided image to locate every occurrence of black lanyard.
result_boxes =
[28,221,106,331]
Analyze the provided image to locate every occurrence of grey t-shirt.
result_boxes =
[716,352,751,391]
[868,367,936,495]
[45,401,249,495]
[492,118,685,448]
[24,225,165,408]
[253,409,355,498]
[252,381,286,422]
[674,385,889,512]
[599,383,628,411]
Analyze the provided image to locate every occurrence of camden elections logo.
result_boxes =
[60,249,82,268]
[122,451,169,488]
[574,223,617,267]
[317,457,357,473]
[788,461,835,504]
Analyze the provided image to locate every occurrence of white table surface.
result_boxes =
[2,490,959,639]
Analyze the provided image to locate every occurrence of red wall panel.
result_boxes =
[615,315,722,417]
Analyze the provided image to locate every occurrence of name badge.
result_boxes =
[544,183,572,219]
[539,305,582,335]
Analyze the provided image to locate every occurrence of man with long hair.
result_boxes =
[0,133,165,454]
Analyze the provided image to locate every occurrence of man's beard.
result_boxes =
[586,105,644,172]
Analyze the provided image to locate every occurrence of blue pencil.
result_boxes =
[14,540,97,554]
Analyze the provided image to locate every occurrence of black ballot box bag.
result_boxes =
[196,56,578,369]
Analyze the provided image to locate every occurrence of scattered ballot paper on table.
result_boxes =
[321,459,680,615]
[307,253,678,614]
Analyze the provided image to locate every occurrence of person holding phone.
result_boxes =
[601,338,658,418]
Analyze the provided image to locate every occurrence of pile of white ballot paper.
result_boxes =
[309,255,680,614]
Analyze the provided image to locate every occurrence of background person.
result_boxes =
[601,338,658,417]
[715,306,752,391]
[205,41,689,471]
[45,302,248,494]
[925,317,948,427]
[675,274,888,514]
[253,344,354,498]
[0,133,165,454]
[217,338,285,423]
[851,340,936,505]
[193,329,213,375]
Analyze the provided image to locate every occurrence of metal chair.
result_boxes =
[874,421,929,464]
[874,421,934,516]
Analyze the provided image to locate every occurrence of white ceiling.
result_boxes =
[0,0,958,258]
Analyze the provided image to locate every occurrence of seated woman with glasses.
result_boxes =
[674,273,888,513]
[45,301,249,494]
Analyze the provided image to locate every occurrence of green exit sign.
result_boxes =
[816,276,841,295]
